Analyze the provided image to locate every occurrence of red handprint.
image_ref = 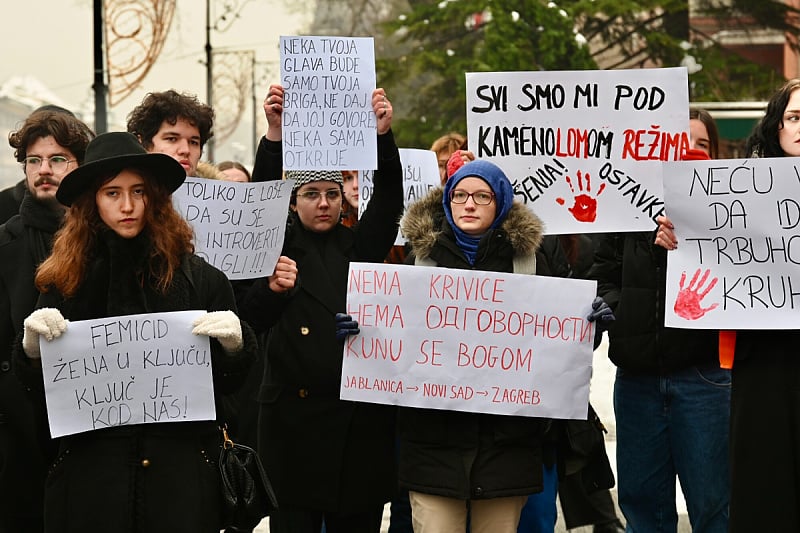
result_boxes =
[556,170,606,222]
[674,268,719,320]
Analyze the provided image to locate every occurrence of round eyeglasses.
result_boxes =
[449,189,495,205]
[23,156,76,174]
[296,189,342,202]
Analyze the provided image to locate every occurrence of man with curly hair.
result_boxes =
[0,107,93,533]
[126,89,215,177]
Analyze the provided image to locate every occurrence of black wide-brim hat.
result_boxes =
[57,131,186,206]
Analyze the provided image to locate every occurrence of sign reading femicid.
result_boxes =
[341,263,597,420]
[40,310,215,438]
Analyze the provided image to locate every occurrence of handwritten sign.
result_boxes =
[358,148,440,244]
[341,263,596,419]
[40,311,215,438]
[466,68,688,234]
[172,178,292,280]
[663,157,800,329]
[280,35,377,171]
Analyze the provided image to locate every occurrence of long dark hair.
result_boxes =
[746,78,800,158]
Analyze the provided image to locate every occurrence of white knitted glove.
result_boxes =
[192,310,243,353]
[22,308,68,359]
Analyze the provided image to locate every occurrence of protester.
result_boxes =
[238,84,403,533]
[590,109,729,532]
[126,89,214,177]
[13,132,257,533]
[398,159,612,533]
[0,105,87,224]
[430,132,466,185]
[658,82,800,532]
[0,107,93,533]
[0,178,26,224]
[340,170,359,227]
[218,160,252,183]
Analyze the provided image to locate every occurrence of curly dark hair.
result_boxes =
[745,78,800,158]
[8,110,94,163]
[126,90,215,149]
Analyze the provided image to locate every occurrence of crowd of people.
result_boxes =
[0,57,798,533]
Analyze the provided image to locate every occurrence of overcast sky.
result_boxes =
[0,0,310,164]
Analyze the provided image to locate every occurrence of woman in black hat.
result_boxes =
[15,132,258,533]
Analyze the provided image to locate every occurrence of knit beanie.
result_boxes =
[286,170,343,192]
[443,160,514,264]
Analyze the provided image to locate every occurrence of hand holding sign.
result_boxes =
[268,255,298,293]
[373,89,393,134]
[23,308,68,359]
[673,268,719,320]
[192,311,243,353]
[264,84,284,141]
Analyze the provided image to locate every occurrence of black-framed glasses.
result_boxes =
[449,189,495,205]
[23,155,75,174]
[296,189,342,202]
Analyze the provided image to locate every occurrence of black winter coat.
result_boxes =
[589,231,718,374]
[239,130,404,512]
[14,232,257,533]
[0,193,61,533]
[397,188,551,500]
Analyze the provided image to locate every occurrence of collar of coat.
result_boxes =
[400,187,544,260]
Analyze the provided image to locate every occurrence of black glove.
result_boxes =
[335,313,360,341]
[587,296,615,326]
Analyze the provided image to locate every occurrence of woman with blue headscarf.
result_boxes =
[398,159,563,532]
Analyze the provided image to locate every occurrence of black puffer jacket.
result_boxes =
[239,130,404,513]
[397,188,551,500]
[589,231,718,374]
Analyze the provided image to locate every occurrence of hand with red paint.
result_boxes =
[556,170,605,222]
[674,268,719,320]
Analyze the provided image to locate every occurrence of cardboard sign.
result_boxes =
[466,68,689,234]
[663,157,800,329]
[341,263,597,419]
[173,178,292,280]
[280,35,377,170]
[40,311,215,437]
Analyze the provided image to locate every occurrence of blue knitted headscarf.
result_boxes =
[443,160,514,265]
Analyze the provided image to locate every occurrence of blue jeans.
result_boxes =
[516,463,558,533]
[614,364,730,533]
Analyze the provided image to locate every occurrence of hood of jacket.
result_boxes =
[400,187,544,260]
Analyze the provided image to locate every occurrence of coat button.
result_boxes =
[0,361,9,372]
[300,326,310,335]
[298,388,309,398]
[141,459,151,468]
[474,486,483,496]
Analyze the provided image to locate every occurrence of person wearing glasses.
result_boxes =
[398,159,613,533]
[0,107,93,533]
[237,85,403,532]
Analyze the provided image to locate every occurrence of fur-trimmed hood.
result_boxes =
[400,187,544,260]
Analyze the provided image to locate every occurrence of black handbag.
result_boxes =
[561,404,615,492]
[219,425,278,531]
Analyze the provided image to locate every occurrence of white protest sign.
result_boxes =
[172,178,292,280]
[663,157,800,329]
[40,311,215,438]
[466,68,688,234]
[358,148,440,244]
[341,263,596,419]
[280,35,377,170]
